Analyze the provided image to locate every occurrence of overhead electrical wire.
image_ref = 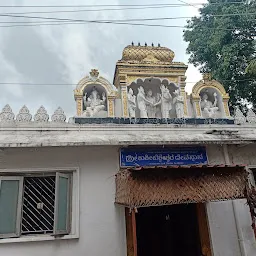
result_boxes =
[0,2,247,8]
[0,2,251,15]
[0,5,197,15]
[0,12,255,23]
[0,13,254,30]
[0,22,241,30]
[0,78,254,86]
[176,0,199,9]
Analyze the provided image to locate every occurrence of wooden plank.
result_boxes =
[125,208,137,256]
[131,209,137,256]
[197,203,212,256]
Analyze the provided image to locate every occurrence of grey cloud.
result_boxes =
[0,0,203,118]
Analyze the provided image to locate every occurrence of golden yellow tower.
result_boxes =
[113,43,188,117]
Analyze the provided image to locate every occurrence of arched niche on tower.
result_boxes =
[126,77,187,119]
[74,69,118,117]
[191,74,230,118]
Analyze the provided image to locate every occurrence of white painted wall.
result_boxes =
[205,144,256,256]
[207,200,241,256]
[229,144,256,256]
[0,146,126,256]
[0,144,255,256]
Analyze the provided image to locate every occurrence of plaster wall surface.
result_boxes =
[114,99,122,117]
[207,201,241,256]
[206,144,225,165]
[1,123,256,148]
[229,144,256,255]
[229,144,256,166]
[0,146,126,256]
[0,145,255,256]
[206,144,256,256]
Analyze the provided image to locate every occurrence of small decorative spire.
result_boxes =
[89,69,99,78]
[131,41,134,46]
[16,105,32,122]
[145,42,147,46]
[34,106,49,122]
[234,106,246,125]
[0,104,15,122]
[51,107,66,123]
[158,43,161,47]
[203,73,212,82]
[152,43,154,47]
[138,42,140,46]
[246,108,256,123]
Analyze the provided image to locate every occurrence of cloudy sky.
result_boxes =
[0,0,206,118]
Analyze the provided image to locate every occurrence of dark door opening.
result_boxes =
[136,204,202,256]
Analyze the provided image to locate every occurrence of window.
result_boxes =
[0,172,72,239]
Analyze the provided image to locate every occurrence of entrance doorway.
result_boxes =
[125,203,212,256]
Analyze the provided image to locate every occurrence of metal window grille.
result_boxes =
[21,176,56,235]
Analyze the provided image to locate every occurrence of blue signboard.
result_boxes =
[120,147,208,167]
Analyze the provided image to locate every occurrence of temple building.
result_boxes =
[0,44,256,256]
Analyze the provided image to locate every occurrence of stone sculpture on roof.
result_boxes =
[200,91,219,118]
[137,86,152,118]
[145,89,156,118]
[127,88,136,118]
[191,73,230,118]
[173,88,185,119]
[71,44,232,121]
[83,87,106,117]
[74,68,117,117]
[0,44,237,125]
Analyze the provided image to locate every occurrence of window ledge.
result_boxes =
[0,234,79,244]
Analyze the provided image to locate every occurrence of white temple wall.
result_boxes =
[114,98,122,117]
[207,200,242,256]
[206,144,256,256]
[186,97,194,117]
[206,144,225,165]
[0,145,255,256]
[229,144,256,166]
[0,146,126,256]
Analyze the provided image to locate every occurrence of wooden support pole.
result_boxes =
[125,208,137,256]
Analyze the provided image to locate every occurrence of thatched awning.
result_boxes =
[115,165,247,208]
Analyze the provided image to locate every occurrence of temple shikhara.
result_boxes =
[0,44,256,256]
[74,44,230,120]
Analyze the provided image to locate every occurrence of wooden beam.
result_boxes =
[125,208,137,256]
[197,203,212,256]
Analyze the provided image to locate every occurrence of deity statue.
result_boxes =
[200,92,219,118]
[173,88,184,118]
[155,84,172,118]
[127,88,136,118]
[83,87,106,117]
[137,86,153,118]
[155,93,162,118]
[145,89,156,118]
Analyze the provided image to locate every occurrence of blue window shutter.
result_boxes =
[0,177,23,238]
[54,173,71,235]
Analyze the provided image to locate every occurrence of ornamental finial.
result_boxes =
[90,69,99,78]
[203,73,212,82]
